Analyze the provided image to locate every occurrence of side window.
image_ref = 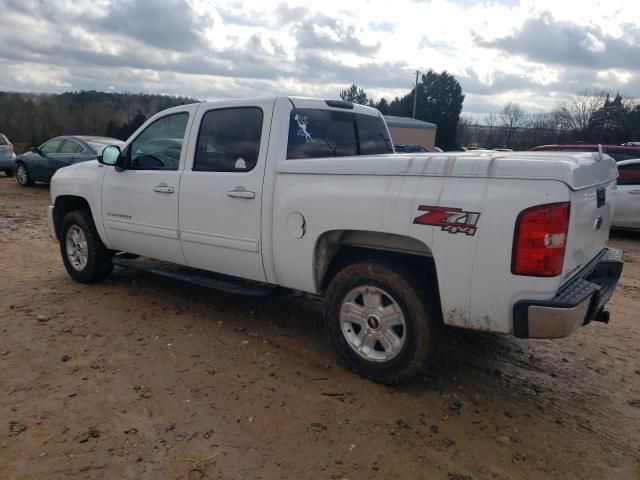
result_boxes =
[193,108,263,172]
[130,113,189,171]
[40,138,64,154]
[618,164,640,185]
[60,139,85,154]
[287,109,357,159]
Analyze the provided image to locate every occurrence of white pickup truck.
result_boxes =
[48,97,623,383]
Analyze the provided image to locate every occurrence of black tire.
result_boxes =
[59,210,114,283]
[4,169,14,177]
[15,163,34,186]
[324,260,440,384]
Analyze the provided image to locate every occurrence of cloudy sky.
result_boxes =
[2,0,639,116]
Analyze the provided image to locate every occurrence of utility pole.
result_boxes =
[412,70,419,119]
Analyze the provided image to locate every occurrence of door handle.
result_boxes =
[227,188,255,199]
[153,183,175,194]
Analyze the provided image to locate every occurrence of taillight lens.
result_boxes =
[511,202,570,277]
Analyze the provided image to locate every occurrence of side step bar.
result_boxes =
[111,256,282,297]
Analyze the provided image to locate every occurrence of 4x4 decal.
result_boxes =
[413,205,481,236]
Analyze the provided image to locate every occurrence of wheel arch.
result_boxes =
[314,230,441,313]
[53,195,94,240]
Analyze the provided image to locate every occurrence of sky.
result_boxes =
[1,0,639,117]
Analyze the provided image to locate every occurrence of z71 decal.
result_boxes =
[413,205,481,236]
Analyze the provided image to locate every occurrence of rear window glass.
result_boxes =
[87,141,111,153]
[287,108,392,160]
[618,164,640,185]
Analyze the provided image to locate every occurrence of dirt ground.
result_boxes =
[0,176,639,480]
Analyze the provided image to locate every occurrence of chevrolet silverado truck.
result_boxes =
[47,97,623,383]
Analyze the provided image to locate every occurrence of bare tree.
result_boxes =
[500,103,525,148]
[484,112,497,148]
[457,114,476,147]
[557,89,606,140]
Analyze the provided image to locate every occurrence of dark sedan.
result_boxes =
[15,135,124,186]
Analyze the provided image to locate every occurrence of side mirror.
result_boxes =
[98,145,122,167]
[30,146,41,154]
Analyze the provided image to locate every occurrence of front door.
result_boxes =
[32,137,65,182]
[179,101,274,282]
[101,107,196,264]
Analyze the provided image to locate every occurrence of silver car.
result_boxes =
[0,133,16,176]
[612,159,640,231]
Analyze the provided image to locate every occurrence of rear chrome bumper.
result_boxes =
[513,248,623,339]
[47,205,57,240]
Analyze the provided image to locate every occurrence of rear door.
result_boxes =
[614,161,640,228]
[49,139,85,176]
[178,100,274,282]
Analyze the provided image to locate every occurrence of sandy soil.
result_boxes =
[0,176,639,480]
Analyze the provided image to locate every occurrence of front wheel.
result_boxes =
[324,260,440,384]
[15,163,34,186]
[60,210,114,283]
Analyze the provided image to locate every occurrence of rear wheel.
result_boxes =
[59,210,113,283]
[15,163,34,186]
[324,260,440,384]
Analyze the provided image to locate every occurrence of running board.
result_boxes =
[111,256,281,297]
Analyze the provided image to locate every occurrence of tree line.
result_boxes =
[457,91,640,150]
[0,90,196,153]
[339,70,465,150]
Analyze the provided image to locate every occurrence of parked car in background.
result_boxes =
[530,144,640,162]
[394,144,443,153]
[14,136,124,186]
[612,159,640,231]
[394,144,428,153]
[0,133,16,176]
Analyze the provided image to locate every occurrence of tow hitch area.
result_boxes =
[513,248,623,339]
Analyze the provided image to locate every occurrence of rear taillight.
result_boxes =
[511,202,570,277]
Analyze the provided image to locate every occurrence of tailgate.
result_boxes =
[562,178,616,283]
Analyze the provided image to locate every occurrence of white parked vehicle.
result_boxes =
[47,98,623,383]
[612,159,640,231]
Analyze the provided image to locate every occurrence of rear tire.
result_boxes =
[15,163,34,186]
[324,260,440,384]
[59,210,113,283]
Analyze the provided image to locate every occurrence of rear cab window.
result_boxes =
[287,108,392,160]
